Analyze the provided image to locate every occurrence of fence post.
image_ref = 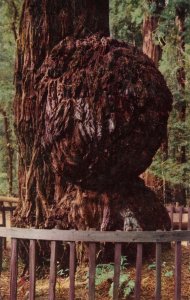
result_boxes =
[29,239,36,300]
[113,242,122,300]
[175,240,181,300]
[134,229,143,300]
[1,207,6,249]
[155,231,162,300]
[188,207,190,231]
[89,229,96,300]
[2,209,6,227]
[10,238,18,300]
[0,218,5,275]
[0,236,3,275]
[69,241,76,300]
[178,206,183,230]
[170,205,174,230]
[49,241,57,300]
[188,207,190,247]
[134,244,143,300]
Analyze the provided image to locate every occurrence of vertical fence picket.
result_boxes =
[134,243,143,300]
[113,243,122,300]
[10,208,14,221]
[188,207,190,247]
[175,241,181,300]
[2,209,6,227]
[178,207,183,230]
[29,240,36,300]
[89,242,96,300]
[155,242,162,300]
[10,238,18,300]
[2,209,6,249]
[49,241,57,300]
[69,242,75,300]
[0,236,3,275]
[170,205,174,230]
[188,207,190,231]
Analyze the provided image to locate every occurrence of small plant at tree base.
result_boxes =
[57,260,69,277]
[95,263,114,285]
[164,270,174,277]
[148,262,156,270]
[109,274,135,298]
[95,256,135,298]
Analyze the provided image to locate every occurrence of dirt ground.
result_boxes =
[0,243,190,299]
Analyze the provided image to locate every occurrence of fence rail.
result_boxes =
[0,228,189,300]
[0,201,189,299]
[0,196,18,204]
[0,227,190,242]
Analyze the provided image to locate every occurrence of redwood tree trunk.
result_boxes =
[0,108,14,195]
[13,0,171,265]
[143,0,165,67]
[174,5,187,205]
[14,0,110,227]
[142,0,169,202]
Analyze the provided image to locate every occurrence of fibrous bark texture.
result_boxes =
[142,0,168,192]
[0,108,14,195]
[39,36,172,190]
[14,33,172,229]
[143,0,165,67]
[174,5,187,205]
[47,178,171,231]
[14,0,110,227]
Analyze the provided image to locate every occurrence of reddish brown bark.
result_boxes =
[176,5,186,123]
[0,108,14,195]
[5,0,19,41]
[174,5,187,205]
[143,0,165,67]
[41,37,171,189]
[142,0,169,200]
[14,0,110,226]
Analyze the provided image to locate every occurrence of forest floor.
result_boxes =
[0,244,190,299]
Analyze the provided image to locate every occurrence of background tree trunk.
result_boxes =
[5,0,19,41]
[143,0,165,67]
[174,4,187,205]
[0,108,14,195]
[142,0,169,203]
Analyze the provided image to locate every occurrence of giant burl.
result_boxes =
[15,35,172,231]
[40,36,172,190]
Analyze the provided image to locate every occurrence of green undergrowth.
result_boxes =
[94,256,135,298]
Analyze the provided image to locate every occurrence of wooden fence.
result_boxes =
[0,197,17,249]
[166,205,190,230]
[0,196,18,227]
[0,228,189,300]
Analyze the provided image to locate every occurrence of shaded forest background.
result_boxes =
[0,0,190,204]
